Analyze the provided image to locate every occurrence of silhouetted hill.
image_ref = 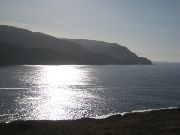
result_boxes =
[69,39,137,58]
[0,25,152,65]
[0,42,129,65]
[0,25,86,54]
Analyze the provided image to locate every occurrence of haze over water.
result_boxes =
[0,63,180,122]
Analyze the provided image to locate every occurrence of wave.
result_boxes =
[92,107,179,119]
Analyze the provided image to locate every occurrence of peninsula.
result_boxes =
[0,25,152,65]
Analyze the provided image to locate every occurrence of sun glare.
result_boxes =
[29,65,91,120]
[42,65,82,86]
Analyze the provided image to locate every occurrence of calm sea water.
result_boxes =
[0,63,180,122]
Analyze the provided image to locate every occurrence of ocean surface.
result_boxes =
[0,63,180,122]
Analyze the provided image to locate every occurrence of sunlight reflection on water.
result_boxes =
[22,65,98,120]
[41,66,84,85]
[1,64,180,122]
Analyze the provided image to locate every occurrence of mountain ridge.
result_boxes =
[0,25,152,65]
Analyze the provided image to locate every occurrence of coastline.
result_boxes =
[92,106,178,119]
[0,108,180,135]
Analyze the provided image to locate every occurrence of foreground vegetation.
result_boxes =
[0,108,180,135]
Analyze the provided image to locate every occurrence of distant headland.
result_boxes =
[0,25,152,65]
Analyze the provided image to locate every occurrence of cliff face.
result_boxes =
[0,25,152,65]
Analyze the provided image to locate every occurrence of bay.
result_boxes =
[0,63,180,122]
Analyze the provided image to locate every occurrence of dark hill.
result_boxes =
[0,42,128,65]
[69,39,137,58]
[0,25,85,54]
[0,25,152,65]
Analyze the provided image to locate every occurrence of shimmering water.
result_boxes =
[0,63,180,122]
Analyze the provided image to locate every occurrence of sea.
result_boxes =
[0,62,180,122]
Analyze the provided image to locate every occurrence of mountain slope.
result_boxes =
[69,39,137,58]
[0,25,152,65]
[0,25,86,54]
[0,42,128,65]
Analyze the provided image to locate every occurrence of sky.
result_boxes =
[0,0,180,62]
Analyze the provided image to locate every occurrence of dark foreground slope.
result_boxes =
[0,108,180,135]
[0,25,152,65]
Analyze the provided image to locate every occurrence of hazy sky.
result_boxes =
[0,0,179,62]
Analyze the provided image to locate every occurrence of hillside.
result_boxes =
[70,39,137,58]
[0,25,152,65]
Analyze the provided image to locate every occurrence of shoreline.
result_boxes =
[0,108,180,135]
[92,106,178,119]
[0,107,178,123]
